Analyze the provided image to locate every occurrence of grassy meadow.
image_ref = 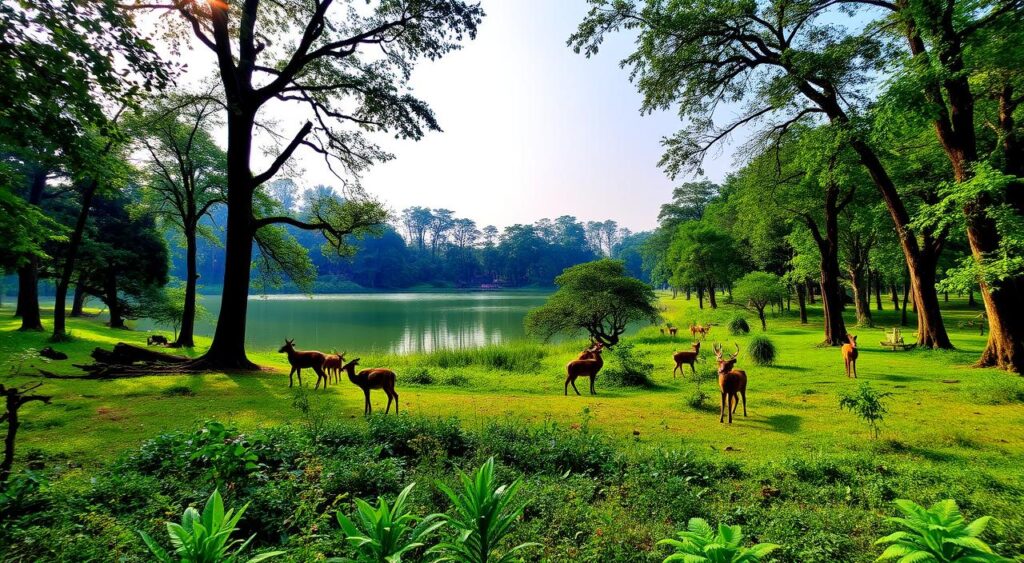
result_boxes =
[2,293,1024,561]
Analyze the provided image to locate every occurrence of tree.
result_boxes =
[658,180,719,226]
[734,272,787,331]
[525,259,658,347]
[665,222,738,309]
[131,94,226,347]
[132,0,482,368]
[571,0,954,350]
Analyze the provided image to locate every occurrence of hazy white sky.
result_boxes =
[172,0,740,232]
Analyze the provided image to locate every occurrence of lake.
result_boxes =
[139,291,553,353]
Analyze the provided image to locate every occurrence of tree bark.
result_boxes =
[697,286,704,309]
[52,180,98,340]
[890,282,900,310]
[968,288,976,308]
[197,111,257,369]
[874,271,883,311]
[16,169,48,331]
[849,265,872,327]
[70,281,85,317]
[175,226,199,348]
[796,281,808,324]
[708,283,718,309]
[968,211,1024,372]
[105,273,124,329]
[901,281,911,327]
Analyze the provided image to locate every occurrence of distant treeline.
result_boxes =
[168,183,652,292]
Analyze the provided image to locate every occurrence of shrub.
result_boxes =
[602,343,654,387]
[139,489,284,562]
[875,499,1009,562]
[189,422,261,486]
[839,383,893,438]
[687,363,718,411]
[336,483,443,562]
[746,336,777,366]
[431,458,539,562]
[729,316,750,336]
[658,518,779,562]
[405,367,435,385]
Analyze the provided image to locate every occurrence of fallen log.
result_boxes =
[90,343,189,365]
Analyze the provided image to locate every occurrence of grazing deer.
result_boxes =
[668,326,678,336]
[323,352,346,384]
[672,341,701,377]
[278,339,330,389]
[565,341,604,396]
[340,358,399,415]
[713,343,748,424]
[841,334,858,378]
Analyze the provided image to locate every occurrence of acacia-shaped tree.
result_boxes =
[525,259,658,347]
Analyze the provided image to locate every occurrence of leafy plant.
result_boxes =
[431,457,539,563]
[190,422,260,486]
[746,336,777,366]
[839,383,893,438]
[658,517,779,562]
[603,342,654,387]
[729,317,750,336]
[139,489,283,562]
[875,499,1010,562]
[335,483,444,562]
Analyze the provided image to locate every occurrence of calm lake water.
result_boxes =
[140,291,552,353]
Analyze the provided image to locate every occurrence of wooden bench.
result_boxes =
[880,328,915,351]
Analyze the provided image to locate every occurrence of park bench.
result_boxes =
[880,327,915,351]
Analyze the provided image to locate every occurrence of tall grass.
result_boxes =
[420,342,547,373]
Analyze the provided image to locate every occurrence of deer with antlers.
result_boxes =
[841,334,858,378]
[565,341,604,396]
[278,339,330,389]
[323,352,346,384]
[340,358,399,415]
[672,341,701,377]
[713,343,748,424]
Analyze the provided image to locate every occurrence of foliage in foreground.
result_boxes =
[336,483,443,563]
[839,383,893,439]
[658,517,779,562]
[140,489,283,563]
[875,499,1010,562]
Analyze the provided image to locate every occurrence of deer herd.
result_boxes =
[278,325,861,423]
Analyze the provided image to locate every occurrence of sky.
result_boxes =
[169,0,742,232]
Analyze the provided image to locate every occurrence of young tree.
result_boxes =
[571,0,954,349]
[734,272,787,331]
[525,259,658,347]
[135,0,483,368]
[131,94,226,347]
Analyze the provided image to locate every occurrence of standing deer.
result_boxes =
[713,343,748,423]
[672,341,701,377]
[340,358,399,415]
[697,324,712,340]
[668,326,678,336]
[841,334,858,378]
[565,341,604,396]
[278,339,330,389]
[323,352,346,384]
[689,323,700,339]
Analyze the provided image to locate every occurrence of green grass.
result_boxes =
[2,296,1023,469]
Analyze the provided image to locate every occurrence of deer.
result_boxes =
[340,358,399,415]
[323,352,346,384]
[841,334,858,378]
[278,339,330,389]
[697,324,712,340]
[689,323,700,339]
[565,341,604,396]
[713,343,748,424]
[668,326,678,336]
[672,341,701,377]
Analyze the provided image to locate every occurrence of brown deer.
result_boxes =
[841,334,858,378]
[689,323,700,339]
[668,326,678,336]
[713,343,748,424]
[697,324,712,340]
[565,341,604,396]
[323,352,346,384]
[340,358,399,415]
[278,339,330,389]
[672,341,701,377]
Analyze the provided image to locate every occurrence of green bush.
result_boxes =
[729,316,751,335]
[746,336,777,366]
[335,483,443,562]
[839,383,893,438]
[602,343,654,387]
[405,367,435,385]
[658,518,779,562]
[875,499,1009,562]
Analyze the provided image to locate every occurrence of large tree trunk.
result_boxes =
[890,282,900,310]
[197,112,257,369]
[176,227,199,348]
[819,260,847,346]
[967,211,1024,372]
[697,286,704,309]
[796,281,808,324]
[52,180,98,340]
[70,280,85,317]
[708,283,718,309]
[16,169,48,331]
[849,266,872,327]
[105,274,124,329]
